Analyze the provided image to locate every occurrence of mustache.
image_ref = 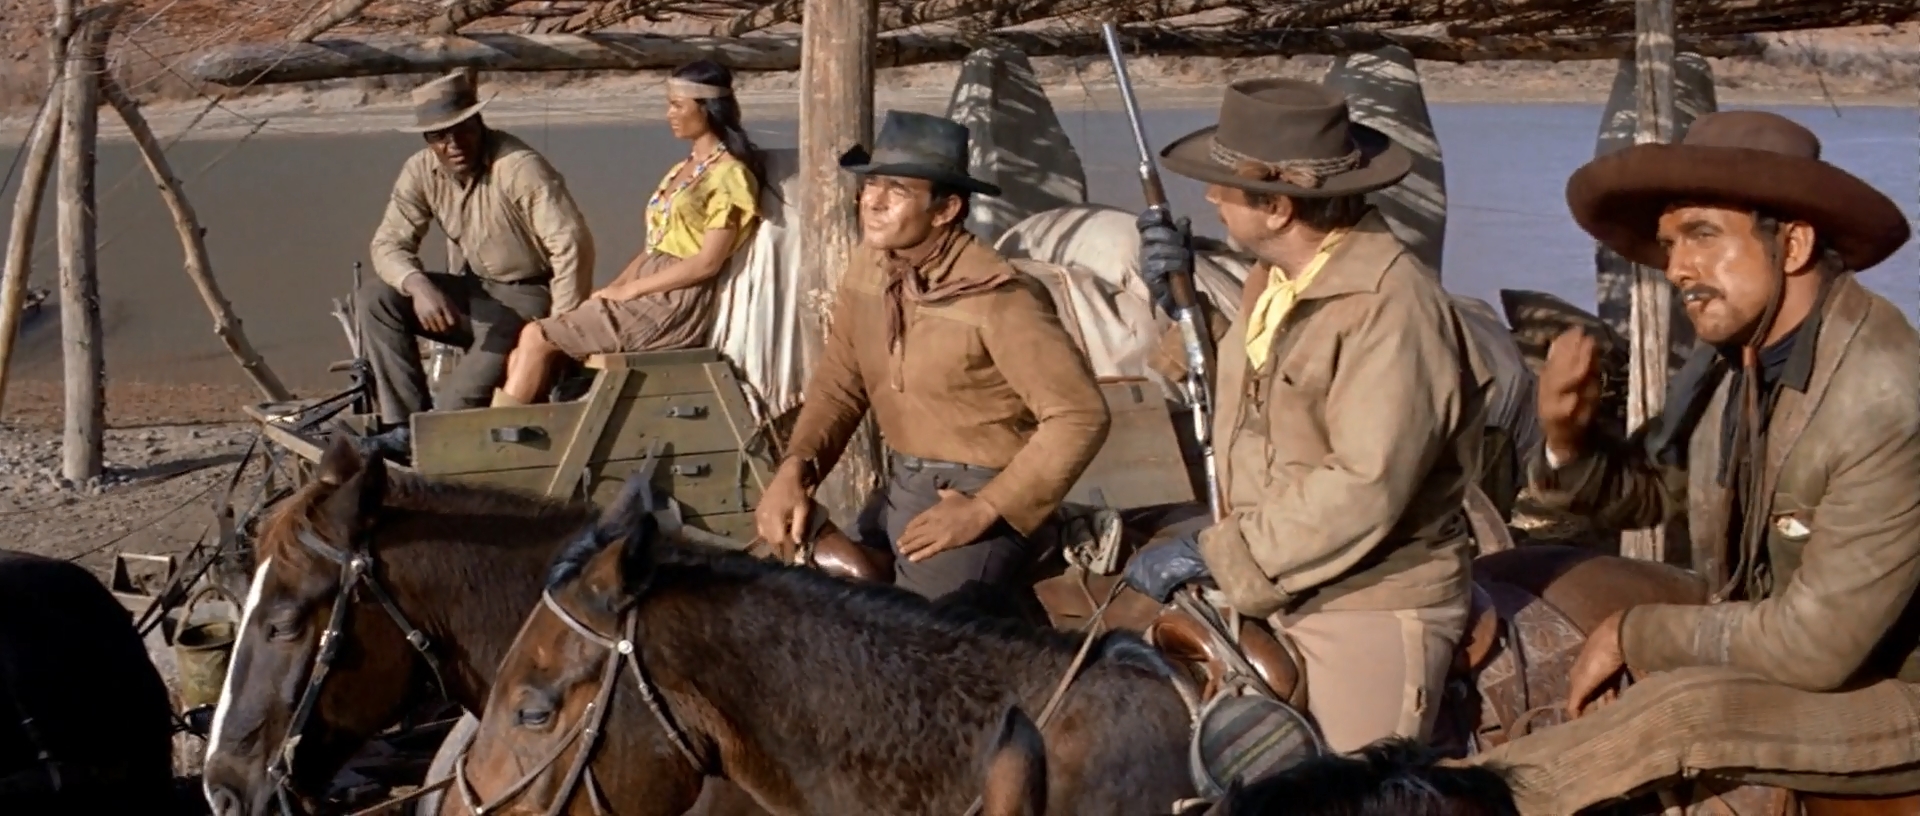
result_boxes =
[1680,284,1723,304]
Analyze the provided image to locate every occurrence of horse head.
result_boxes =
[448,463,710,815]
[1209,739,1519,816]
[203,434,422,816]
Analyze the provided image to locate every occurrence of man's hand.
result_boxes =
[1539,328,1603,463]
[1566,610,1629,719]
[1122,536,1214,604]
[1136,207,1193,319]
[403,274,460,335]
[897,488,999,563]
[754,460,813,559]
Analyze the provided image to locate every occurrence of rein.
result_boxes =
[264,526,450,815]
[450,588,712,816]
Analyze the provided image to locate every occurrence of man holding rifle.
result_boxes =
[1120,78,1492,753]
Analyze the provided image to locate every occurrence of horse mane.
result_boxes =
[259,465,594,565]
[544,527,1114,658]
[1219,738,1518,816]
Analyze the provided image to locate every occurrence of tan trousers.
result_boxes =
[1277,594,1470,754]
[1466,666,1920,815]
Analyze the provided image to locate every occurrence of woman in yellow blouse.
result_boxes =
[495,60,765,405]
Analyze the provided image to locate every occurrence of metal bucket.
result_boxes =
[173,585,238,711]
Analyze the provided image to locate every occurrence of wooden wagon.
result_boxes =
[243,346,1201,550]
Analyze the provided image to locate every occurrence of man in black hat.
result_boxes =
[360,72,596,460]
[1457,110,1920,813]
[753,110,1110,604]
[1121,78,1492,754]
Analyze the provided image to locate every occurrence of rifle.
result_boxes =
[1101,23,1222,521]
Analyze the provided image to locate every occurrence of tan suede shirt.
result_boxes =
[1530,275,1920,688]
[784,230,1111,535]
[370,130,596,314]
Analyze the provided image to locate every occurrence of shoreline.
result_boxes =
[3,57,1917,143]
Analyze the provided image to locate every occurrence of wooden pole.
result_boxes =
[56,0,109,482]
[178,29,1768,88]
[0,81,66,416]
[797,0,883,524]
[1621,0,1677,563]
[100,76,293,402]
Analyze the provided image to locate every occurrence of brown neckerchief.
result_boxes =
[881,227,1014,354]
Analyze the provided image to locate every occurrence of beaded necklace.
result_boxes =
[643,145,729,254]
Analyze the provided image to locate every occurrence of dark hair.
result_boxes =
[1215,738,1519,816]
[1245,191,1371,232]
[929,182,972,227]
[672,60,770,200]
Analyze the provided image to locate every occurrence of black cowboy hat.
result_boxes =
[1567,110,1911,272]
[1160,78,1413,198]
[839,110,1002,197]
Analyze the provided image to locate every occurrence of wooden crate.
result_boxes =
[409,348,775,545]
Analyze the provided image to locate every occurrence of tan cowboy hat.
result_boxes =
[1567,110,1911,272]
[397,72,493,134]
[1160,78,1413,198]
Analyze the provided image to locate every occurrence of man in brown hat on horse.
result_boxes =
[754,111,1110,603]
[1461,110,1920,812]
[1121,79,1492,753]
[359,72,596,461]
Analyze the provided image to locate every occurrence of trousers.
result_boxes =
[359,271,551,425]
[1277,595,1470,754]
[1466,666,1920,815]
[855,453,1036,603]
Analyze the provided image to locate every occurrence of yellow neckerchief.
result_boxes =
[1244,228,1350,370]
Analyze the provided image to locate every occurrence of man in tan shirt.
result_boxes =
[754,111,1110,603]
[1124,80,1490,753]
[359,73,595,459]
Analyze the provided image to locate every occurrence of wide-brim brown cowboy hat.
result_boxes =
[1160,78,1413,198]
[840,110,1002,198]
[397,72,494,134]
[1567,109,1911,272]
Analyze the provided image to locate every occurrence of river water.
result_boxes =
[0,101,1915,393]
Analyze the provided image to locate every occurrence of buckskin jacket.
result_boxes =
[1530,273,1920,688]
[1178,210,1493,618]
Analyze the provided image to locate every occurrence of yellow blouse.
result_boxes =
[643,153,761,260]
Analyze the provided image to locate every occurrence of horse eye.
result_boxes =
[516,703,554,729]
[265,615,303,642]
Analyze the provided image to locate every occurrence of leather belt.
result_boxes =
[888,451,1000,475]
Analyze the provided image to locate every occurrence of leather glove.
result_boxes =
[1135,206,1193,319]
[1123,535,1214,604]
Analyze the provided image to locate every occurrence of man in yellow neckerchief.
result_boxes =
[1125,78,1492,756]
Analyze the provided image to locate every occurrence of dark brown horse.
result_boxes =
[198,437,769,816]
[449,470,1196,815]
[0,549,183,814]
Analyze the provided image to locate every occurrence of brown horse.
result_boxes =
[448,469,1196,815]
[198,437,769,816]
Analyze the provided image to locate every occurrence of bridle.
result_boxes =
[260,524,449,814]
[449,588,712,816]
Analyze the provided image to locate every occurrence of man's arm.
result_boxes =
[369,154,435,291]
[973,285,1113,536]
[508,156,595,315]
[1194,291,1463,618]
[1621,391,1920,691]
[1527,421,1688,532]
[783,286,871,487]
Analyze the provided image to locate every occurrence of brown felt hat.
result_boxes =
[398,73,492,134]
[1160,78,1412,198]
[1566,110,1911,272]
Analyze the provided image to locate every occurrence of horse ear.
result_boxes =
[615,505,660,597]
[602,466,658,530]
[980,704,1047,816]
[318,445,387,538]
[316,433,364,486]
